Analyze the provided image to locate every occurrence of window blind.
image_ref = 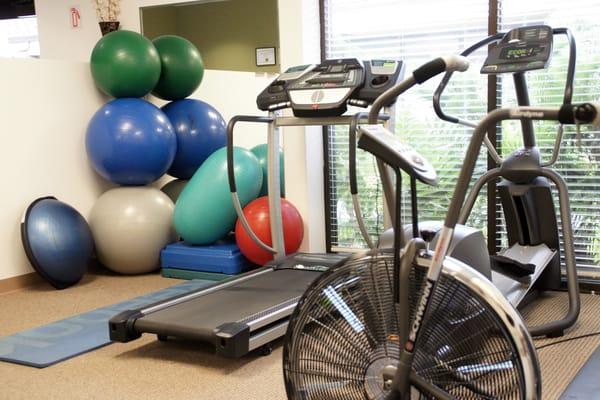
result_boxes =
[324,0,600,274]
[497,0,600,273]
[324,0,490,248]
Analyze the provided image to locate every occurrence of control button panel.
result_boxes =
[357,124,437,186]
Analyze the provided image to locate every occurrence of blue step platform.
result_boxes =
[160,241,254,276]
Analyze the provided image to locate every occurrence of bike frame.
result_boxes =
[388,105,592,399]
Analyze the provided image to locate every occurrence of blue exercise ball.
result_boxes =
[86,98,177,185]
[21,197,94,289]
[161,99,227,179]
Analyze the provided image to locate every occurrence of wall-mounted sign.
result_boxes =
[70,6,81,28]
[256,47,276,66]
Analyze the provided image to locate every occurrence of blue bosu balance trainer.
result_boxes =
[160,241,254,280]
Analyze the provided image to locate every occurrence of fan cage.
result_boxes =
[283,251,529,400]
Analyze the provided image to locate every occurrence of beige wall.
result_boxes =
[35,1,102,61]
[140,6,178,40]
[0,59,110,281]
[140,0,280,73]
[0,58,273,281]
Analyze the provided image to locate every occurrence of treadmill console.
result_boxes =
[482,25,553,74]
[256,64,315,112]
[352,59,405,106]
[287,58,364,117]
[358,124,437,186]
[255,59,404,116]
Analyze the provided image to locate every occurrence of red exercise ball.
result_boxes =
[235,197,304,265]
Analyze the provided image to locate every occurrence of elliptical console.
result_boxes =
[481,25,553,74]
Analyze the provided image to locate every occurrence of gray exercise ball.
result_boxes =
[160,179,188,203]
[89,187,176,274]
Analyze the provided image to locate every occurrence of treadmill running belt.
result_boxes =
[134,269,321,340]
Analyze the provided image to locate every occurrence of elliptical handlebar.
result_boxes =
[555,28,577,105]
[432,33,504,126]
[433,28,576,125]
[432,28,577,166]
[559,102,600,125]
[368,55,470,124]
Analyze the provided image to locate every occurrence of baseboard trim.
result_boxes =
[0,272,42,294]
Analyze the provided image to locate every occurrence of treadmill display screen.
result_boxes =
[372,60,396,67]
[285,64,311,73]
[500,45,543,60]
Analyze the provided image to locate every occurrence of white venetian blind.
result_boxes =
[497,0,600,273]
[324,0,490,248]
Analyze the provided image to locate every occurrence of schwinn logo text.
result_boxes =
[408,279,434,343]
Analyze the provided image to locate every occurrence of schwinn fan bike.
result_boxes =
[282,54,600,399]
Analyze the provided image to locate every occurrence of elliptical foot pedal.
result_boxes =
[490,243,556,285]
[490,255,534,283]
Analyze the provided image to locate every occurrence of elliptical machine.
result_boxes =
[352,25,580,337]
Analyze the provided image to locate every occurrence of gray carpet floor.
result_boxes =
[0,271,598,399]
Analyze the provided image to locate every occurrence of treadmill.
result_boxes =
[108,58,405,358]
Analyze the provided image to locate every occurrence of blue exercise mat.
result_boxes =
[0,279,213,368]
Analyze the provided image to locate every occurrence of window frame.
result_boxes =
[319,0,600,285]
[320,0,501,253]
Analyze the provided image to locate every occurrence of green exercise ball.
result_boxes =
[174,147,262,245]
[251,144,285,197]
[90,30,161,98]
[152,35,205,100]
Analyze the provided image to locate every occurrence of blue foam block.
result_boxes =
[161,241,253,274]
[0,279,213,368]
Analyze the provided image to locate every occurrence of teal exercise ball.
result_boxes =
[174,147,262,245]
[90,30,161,98]
[251,144,285,197]
[152,35,205,100]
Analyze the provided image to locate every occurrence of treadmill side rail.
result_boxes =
[109,310,144,342]
[107,254,352,358]
[214,322,250,358]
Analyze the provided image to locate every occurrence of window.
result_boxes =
[497,0,600,274]
[324,0,490,248]
[0,16,39,58]
[324,0,600,274]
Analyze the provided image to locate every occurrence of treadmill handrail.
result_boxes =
[227,113,395,255]
[227,115,279,254]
